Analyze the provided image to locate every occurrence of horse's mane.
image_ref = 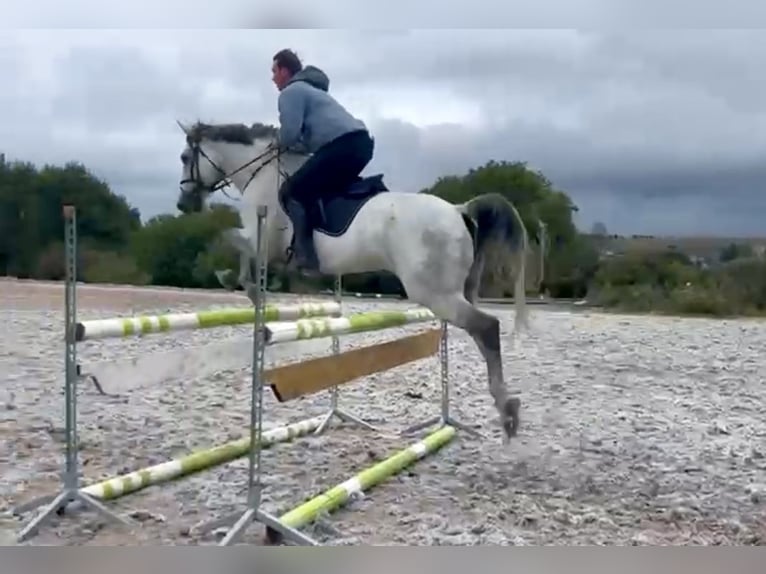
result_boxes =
[188,121,278,145]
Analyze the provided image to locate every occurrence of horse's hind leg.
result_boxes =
[423,291,520,442]
[466,303,521,441]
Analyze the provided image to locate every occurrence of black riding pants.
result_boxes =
[279,130,374,215]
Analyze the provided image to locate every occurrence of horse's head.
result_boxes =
[175,120,280,214]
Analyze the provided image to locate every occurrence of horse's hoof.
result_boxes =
[502,396,521,439]
[215,269,238,291]
[299,268,322,279]
[245,283,260,304]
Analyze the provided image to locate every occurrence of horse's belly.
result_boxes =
[314,194,398,274]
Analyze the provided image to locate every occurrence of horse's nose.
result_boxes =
[176,201,184,212]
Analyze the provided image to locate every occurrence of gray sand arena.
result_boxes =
[1,278,764,545]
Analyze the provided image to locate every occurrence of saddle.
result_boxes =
[310,174,389,237]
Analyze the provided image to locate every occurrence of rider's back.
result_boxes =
[277,65,367,153]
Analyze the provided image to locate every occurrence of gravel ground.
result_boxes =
[1,278,764,546]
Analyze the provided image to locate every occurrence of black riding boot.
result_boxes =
[285,199,321,275]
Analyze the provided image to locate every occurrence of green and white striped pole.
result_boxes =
[265,308,437,345]
[75,302,341,341]
[13,416,325,515]
[275,426,456,533]
[84,416,325,500]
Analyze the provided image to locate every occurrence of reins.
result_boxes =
[181,138,291,203]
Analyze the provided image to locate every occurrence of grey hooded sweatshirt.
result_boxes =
[277,65,368,153]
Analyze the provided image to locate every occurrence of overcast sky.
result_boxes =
[2,27,765,236]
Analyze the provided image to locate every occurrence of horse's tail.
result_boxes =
[458,192,530,334]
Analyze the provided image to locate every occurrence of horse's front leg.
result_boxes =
[237,250,253,289]
[215,228,258,292]
[214,268,240,291]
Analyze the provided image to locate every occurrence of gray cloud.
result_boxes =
[9,0,763,28]
[1,28,765,236]
[2,0,623,28]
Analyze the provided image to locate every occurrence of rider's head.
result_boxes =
[272,48,302,91]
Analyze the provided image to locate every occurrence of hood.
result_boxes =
[287,65,330,92]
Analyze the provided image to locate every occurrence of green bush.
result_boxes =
[716,257,766,311]
[34,241,66,280]
[191,234,241,289]
[589,250,766,317]
[666,284,732,316]
[80,247,150,285]
[590,283,666,313]
[129,204,241,288]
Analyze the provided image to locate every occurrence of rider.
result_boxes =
[271,48,374,275]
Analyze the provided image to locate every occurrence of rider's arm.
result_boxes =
[277,84,306,150]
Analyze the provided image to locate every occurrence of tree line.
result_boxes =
[1,155,764,317]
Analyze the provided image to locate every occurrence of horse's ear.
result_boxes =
[176,120,191,135]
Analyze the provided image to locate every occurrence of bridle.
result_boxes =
[179,136,289,203]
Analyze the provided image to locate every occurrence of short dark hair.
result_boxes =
[273,48,302,75]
